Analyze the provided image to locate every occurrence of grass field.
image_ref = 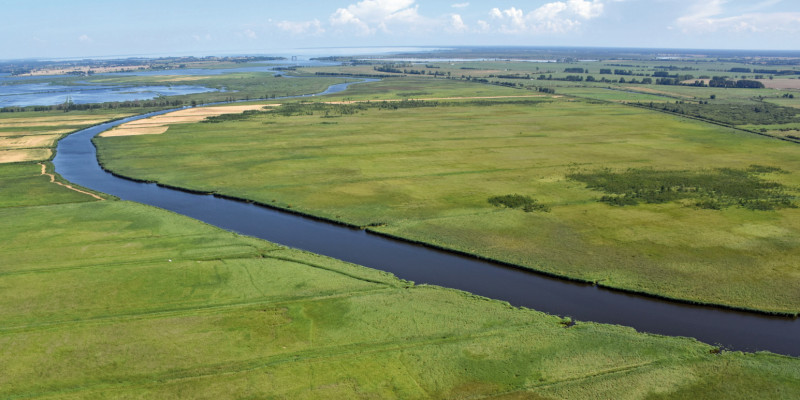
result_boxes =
[1,129,799,399]
[3,62,800,397]
[309,59,800,138]
[95,87,800,314]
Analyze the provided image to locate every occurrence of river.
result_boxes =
[53,80,800,357]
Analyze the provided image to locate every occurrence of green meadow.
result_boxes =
[95,90,800,314]
[2,52,800,398]
[1,116,799,399]
[307,58,800,139]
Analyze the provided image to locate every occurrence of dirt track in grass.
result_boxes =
[39,162,104,200]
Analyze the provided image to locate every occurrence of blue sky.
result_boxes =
[3,0,799,59]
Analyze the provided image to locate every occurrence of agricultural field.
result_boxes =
[0,110,137,163]
[302,56,800,140]
[95,81,800,314]
[3,112,799,398]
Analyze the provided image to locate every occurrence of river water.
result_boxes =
[53,81,799,357]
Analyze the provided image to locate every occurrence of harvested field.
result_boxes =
[0,118,108,128]
[0,129,72,137]
[757,79,800,90]
[0,149,51,163]
[100,104,278,137]
[0,134,61,149]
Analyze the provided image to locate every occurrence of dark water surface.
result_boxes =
[53,86,799,357]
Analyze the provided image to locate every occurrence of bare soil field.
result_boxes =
[101,105,277,137]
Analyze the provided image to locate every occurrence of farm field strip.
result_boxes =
[0,110,136,163]
[100,104,279,137]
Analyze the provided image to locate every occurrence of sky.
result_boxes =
[2,0,799,59]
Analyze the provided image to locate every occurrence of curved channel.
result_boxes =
[53,83,800,357]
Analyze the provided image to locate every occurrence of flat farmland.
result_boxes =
[95,95,800,314]
[4,123,799,398]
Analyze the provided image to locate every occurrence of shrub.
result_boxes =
[568,167,796,211]
[488,194,550,212]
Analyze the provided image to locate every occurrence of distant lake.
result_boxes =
[0,60,346,107]
[0,81,220,107]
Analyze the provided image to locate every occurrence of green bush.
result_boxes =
[569,166,797,211]
[488,194,550,212]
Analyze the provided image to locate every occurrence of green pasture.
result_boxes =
[2,62,799,398]
[1,158,799,398]
[96,94,800,314]
[321,76,533,101]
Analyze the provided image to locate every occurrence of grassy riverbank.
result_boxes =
[0,157,798,399]
[94,87,800,314]
[0,109,797,398]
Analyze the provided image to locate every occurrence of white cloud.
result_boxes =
[675,0,800,33]
[277,19,325,35]
[78,34,93,43]
[448,14,468,32]
[452,2,469,8]
[243,29,257,39]
[329,0,422,35]
[488,0,604,34]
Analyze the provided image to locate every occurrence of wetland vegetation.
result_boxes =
[96,89,800,314]
[3,48,800,398]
